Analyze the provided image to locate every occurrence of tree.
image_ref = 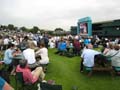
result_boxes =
[0,25,7,29]
[14,27,18,31]
[8,24,14,30]
[20,26,27,32]
[30,26,40,33]
[47,31,54,35]
[54,28,64,32]
[54,28,64,35]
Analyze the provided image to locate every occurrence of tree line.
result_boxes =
[0,24,70,35]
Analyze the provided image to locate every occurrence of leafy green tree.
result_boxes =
[47,31,54,35]
[14,27,18,30]
[20,26,28,32]
[1,25,8,29]
[54,28,64,35]
[54,28,63,32]
[30,26,40,33]
[8,24,14,30]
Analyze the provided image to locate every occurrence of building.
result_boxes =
[92,19,120,37]
[70,26,77,35]
[71,19,120,37]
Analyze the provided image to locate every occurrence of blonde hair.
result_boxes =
[28,41,36,49]
[108,43,114,49]
[114,44,119,50]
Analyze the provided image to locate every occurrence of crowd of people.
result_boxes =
[0,31,50,90]
[80,39,120,75]
[0,29,120,90]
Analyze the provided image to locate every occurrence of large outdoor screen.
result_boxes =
[79,23,88,34]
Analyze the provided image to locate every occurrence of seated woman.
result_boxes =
[35,43,49,65]
[49,40,55,49]
[102,43,114,55]
[16,59,45,84]
[0,77,14,90]
[105,44,120,74]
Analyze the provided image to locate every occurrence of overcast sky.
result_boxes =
[0,0,120,30]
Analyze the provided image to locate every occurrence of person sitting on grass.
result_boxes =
[57,38,67,55]
[80,44,101,72]
[16,59,45,84]
[0,76,14,90]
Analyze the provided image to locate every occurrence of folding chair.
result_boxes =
[0,69,10,83]
[15,72,37,90]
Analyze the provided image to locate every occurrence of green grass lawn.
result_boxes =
[45,48,120,90]
[4,48,120,90]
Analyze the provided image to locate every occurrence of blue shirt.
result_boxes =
[4,49,14,64]
[0,77,5,90]
[58,42,67,51]
[84,39,90,45]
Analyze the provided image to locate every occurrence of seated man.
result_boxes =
[57,38,67,55]
[80,44,101,72]
[3,43,17,74]
[23,43,38,69]
[4,44,16,65]
[0,77,14,90]
[16,59,45,84]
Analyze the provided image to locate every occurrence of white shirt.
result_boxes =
[81,49,101,67]
[106,50,120,67]
[36,47,49,64]
[33,40,37,46]
[49,42,55,48]
[23,48,36,64]
[4,38,9,45]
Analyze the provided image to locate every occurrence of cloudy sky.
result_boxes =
[0,0,120,30]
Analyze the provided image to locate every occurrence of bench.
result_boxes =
[85,66,114,77]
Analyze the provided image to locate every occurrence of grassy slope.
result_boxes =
[46,48,120,90]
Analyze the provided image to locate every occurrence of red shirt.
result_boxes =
[73,40,81,50]
[16,65,38,84]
